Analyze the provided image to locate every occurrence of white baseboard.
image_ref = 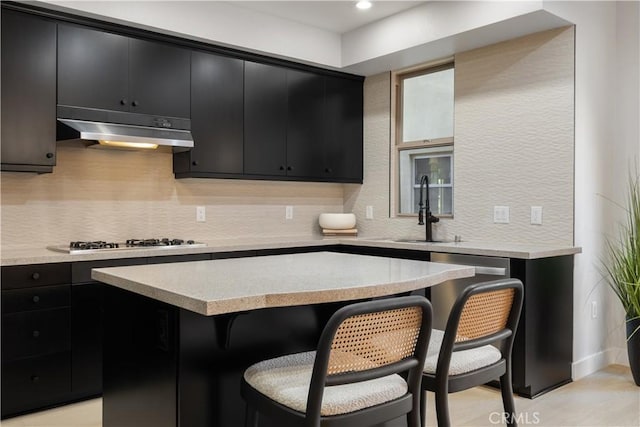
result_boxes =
[572,347,630,380]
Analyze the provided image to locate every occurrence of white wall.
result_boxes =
[42,0,342,68]
[542,1,640,378]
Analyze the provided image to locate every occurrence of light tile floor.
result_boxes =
[1,365,638,427]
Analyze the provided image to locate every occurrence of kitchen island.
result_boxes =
[92,251,474,427]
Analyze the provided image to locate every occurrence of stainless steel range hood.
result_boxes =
[56,106,194,152]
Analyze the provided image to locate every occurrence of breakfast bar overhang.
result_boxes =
[92,252,475,427]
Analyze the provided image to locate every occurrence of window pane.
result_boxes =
[414,156,451,185]
[401,68,454,142]
[412,187,453,215]
[398,147,453,215]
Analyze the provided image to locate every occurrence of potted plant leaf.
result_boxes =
[603,172,640,386]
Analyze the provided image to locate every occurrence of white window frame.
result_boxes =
[391,58,455,218]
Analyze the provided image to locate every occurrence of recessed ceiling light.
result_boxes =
[356,1,372,10]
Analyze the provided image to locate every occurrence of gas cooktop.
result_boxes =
[47,238,206,254]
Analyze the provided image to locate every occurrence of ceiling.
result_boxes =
[229,1,428,34]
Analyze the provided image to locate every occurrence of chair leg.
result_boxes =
[244,403,259,427]
[420,390,428,427]
[407,402,422,427]
[500,372,517,427]
[435,391,451,427]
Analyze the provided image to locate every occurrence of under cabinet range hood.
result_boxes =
[56,107,194,152]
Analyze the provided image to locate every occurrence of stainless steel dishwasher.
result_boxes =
[430,252,510,329]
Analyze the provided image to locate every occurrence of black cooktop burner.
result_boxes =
[70,241,119,250]
[125,238,195,247]
[50,239,205,254]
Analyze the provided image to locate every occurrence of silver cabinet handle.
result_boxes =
[474,266,507,276]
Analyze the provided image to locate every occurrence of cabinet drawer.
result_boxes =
[2,308,70,361]
[1,351,71,417]
[2,284,70,314]
[1,263,71,290]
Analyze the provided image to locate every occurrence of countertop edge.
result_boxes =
[1,237,582,266]
[93,255,477,316]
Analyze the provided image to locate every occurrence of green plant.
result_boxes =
[604,172,640,338]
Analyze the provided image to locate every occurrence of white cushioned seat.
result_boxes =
[243,351,408,416]
[423,329,502,375]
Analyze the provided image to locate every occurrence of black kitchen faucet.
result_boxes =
[418,174,440,242]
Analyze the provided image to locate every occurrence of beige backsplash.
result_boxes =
[0,144,344,248]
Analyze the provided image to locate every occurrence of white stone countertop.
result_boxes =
[0,236,581,266]
[92,251,476,316]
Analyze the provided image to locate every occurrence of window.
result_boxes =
[394,62,454,216]
[398,147,453,215]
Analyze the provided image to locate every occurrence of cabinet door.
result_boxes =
[324,76,363,182]
[71,283,103,397]
[185,51,244,174]
[286,70,325,179]
[129,38,191,118]
[1,352,71,418]
[57,24,129,112]
[244,62,287,176]
[1,9,57,171]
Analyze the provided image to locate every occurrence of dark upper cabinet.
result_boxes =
[244,62,288,176]
[57,24,128,112]
[324,76,363,182]
[286,70,325,179]
[128,38,191,118]
[1,9,57,173]
[244,64,362,181]
[174,51,244,177]
[58,24,190,119]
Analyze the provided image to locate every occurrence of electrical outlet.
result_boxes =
[591,301,598,319]
[285,206,293,220]
[196,206,206,222]
[366,205,374,220]
[531,206,543,225]
[493,206,510,224]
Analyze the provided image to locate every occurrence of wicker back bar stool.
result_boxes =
[421,279,524,427]
[241,295,433,427]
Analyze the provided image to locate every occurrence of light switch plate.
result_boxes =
[285,206,293,220]
[365,205,374,220]
[531,206,543,225]
[493,206,510,224]
[196,206,206,222]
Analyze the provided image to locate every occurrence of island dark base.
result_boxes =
[510,255,574,398]
[103,287,407,427]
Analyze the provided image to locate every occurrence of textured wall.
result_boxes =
[346,27,575,246]
[0,144,343,248]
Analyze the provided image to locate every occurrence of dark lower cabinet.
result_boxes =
[2,254,212,419]
[1,352,72,416]
[510,256,574,397]
[1,264,72,418]
[0,8,57,173]
[70,283,104,397]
